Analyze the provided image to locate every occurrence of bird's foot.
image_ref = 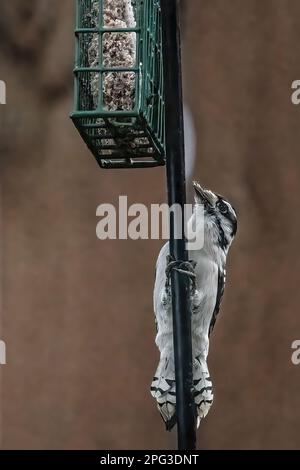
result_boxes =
[165,255,197,293]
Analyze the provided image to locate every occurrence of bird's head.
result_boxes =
[193,181,237,254]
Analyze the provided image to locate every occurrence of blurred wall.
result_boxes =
[0,0,300,449]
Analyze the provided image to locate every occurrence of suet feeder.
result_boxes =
[71,0,165,169]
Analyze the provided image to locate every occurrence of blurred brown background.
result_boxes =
[1,0,300,450]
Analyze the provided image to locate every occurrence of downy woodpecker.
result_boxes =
[151,182,237,429]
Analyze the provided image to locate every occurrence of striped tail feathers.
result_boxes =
[151,376,177,431]
[151,355,214,430]
[150,356,177,431]
[193,355,214,425]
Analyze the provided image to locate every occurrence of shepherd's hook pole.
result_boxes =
[161,0,197,451]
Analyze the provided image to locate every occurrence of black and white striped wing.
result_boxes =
[209,267,226,336]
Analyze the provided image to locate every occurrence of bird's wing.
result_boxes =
[208,267,226,336]
[153,242,170,315]
[152,242,177,429]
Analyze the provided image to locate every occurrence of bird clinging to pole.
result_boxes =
[151,182,237,430]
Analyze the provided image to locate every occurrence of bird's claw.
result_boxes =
[165,255,197,295]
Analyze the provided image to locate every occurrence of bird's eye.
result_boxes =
[218,200,228,214]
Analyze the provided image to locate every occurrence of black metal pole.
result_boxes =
[161,0,197,451]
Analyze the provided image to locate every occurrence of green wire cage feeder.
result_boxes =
[71,0,166,169]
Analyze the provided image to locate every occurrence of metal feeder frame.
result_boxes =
[71,0,166,169]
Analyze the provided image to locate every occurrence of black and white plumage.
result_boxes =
[151,182,237,430]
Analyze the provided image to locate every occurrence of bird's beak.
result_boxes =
[193,182,214,206]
